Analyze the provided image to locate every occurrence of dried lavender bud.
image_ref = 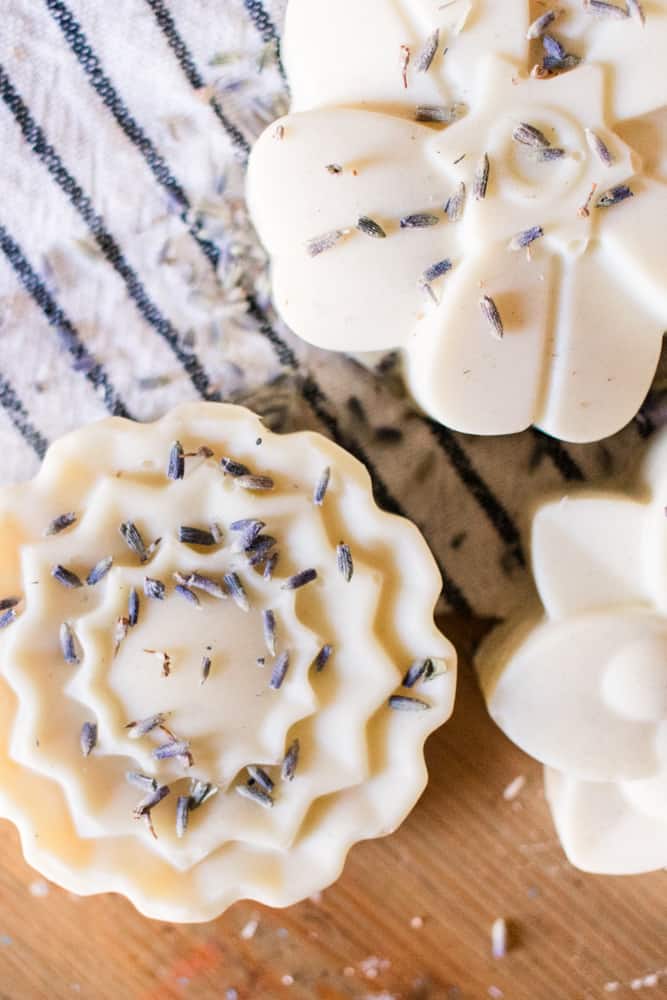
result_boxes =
[400,212,440,229]
[46,512,77,535]
[313,644,332,672]
[152,740,191,761]
[224,572,250,611]
[597,184,634,208]
[627,0,646,24]
[247,765,274,792]
[415,28,439,73]
[176,572,226,600]
[313,467,331,506]
[509,226,544,251]
[263,609,277,655]
[235,474,275,491]
[80,721,97,757]
[415,104,462,124]
[0,597,18,612]
[175,584,200,607]
[542,32,566,61]
[86,556,113,586]
[537,147,565,161]
[144,577,166,600]
[51,564,83,589]
[480,295,504,340]
[585,128,613,166]
[167,441,185,480]
[388,695,431,712]
[126,771,158,792]
[270,651,290,690]
[281,569,317,590]
[126,713,167,739]
[281,739,300,782]
[402,659,429,688]
[236,783,273,808]
[513,122,550,148]
[246,535,277,566]
[201,655,211,684]
[473,153,490,200]
[113,616,130,655]
[178,526,218,547]
[445,182,466,222]
[422,259,452,284]
[542,52,580,73]
[357,216,387,239]
[325,163,343,174]
[176,795,190,837]
[60,622,80,664]
[189,780,217,810]
[133,784,170,817]
[128,588,139,626]
[230,518,266,548]
[306,230,346,257]
[400,43,410,89]
[584,0,629,18]
[221,456,250,477]
[120,521,148,562]
[526,9,559,38]
[0,608,16,629]
[336,543,354,582]
[263,553,279,580]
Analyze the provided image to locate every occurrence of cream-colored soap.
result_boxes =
[476,431,667,875]
[0,404,455,921]
[247,0,667,442]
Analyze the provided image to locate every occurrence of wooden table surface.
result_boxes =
[0,616,663,1000]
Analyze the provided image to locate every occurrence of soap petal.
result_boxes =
[545,768,667,876]
[531,496,650,619]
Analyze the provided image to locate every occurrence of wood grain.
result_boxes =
[0,616,663,1000]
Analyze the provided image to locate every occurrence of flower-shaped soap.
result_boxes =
[0,403,455,921]
[476,430,667,874]
[247,0,667,442]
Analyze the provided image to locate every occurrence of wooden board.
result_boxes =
[0,616,664,1000]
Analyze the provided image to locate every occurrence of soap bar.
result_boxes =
[476,431,667,875]
[0,403,455,921]
[247,0,667,442]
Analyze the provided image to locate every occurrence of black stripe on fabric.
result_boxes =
[143,0,251,158]
[242,0,288,86]
[0,374,49,459]
[0,67,221,403]
[0,224,131,418]
[300,375,472,616]
[529,428,585,481]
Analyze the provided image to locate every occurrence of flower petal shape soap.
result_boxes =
[247,0,667,442]
[0,404,455,921]
[476,430,667,874]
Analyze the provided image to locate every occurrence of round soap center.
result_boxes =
[602,636,667,723]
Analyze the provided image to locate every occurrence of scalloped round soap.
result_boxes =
[0,404,455,921]
[476,430,667,874]
[247,0,667,442]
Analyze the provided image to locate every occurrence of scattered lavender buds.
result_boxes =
[584,0,629,18]
[113,616,130,656]
[126,713,167,739]
[178,526,218,547]
[526,9,559,38]
[336,542,354,582]
[126,771,158,792]
[51,564,83,589]
[281,568,317,590]
[325,163,343,174]
[357,216,387,239]
[246,535,277,567]
[270,651,290,690]
[237,783,274,808]
[152,740,192,762]
[224,572,250,611]
[230,518,266,548]
[597,184,633,207]
[542,32,567,62]
[307,229,346,257]
[46,512,77,536]
[247,765,274,792]
[415,104,462,124]
[403,659,429,688]
[120,521,148,562]
[509,226,544,251]
[144,577,166,600]
[445,182,466,222]
[133,784,170,819]
[128,587,139,626]
[388,695,431,712]
[473,153,490,200]
[236,474,275,491]
[537,147,565,161]
[282,739,300,782]
[263,609,277,655]
[221,456,250,477]
[80,721,97,757]
[263,553,279,580]
[480,295,504,340]
[0,597,19,611]
[86,556,113,586]
[189,780,218,809]
[201,655,211,684]
[60,622,80,664]
[400,212,440,229]
[176,572,227,600]
[176,795,190,837]
[400,43,410,89]
[627,0,646,25]
[175,584,200,607]
[313,644,332,672]
[0,608,16,629]
[513,122,550,149]
[585,128,613,167]
[415,28,439,73]
[167,441,185,480]
[313,467,331,506]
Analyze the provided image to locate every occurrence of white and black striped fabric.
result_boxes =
[0,0,662,618]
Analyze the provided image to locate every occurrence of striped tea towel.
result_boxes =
[0,0,663,620]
